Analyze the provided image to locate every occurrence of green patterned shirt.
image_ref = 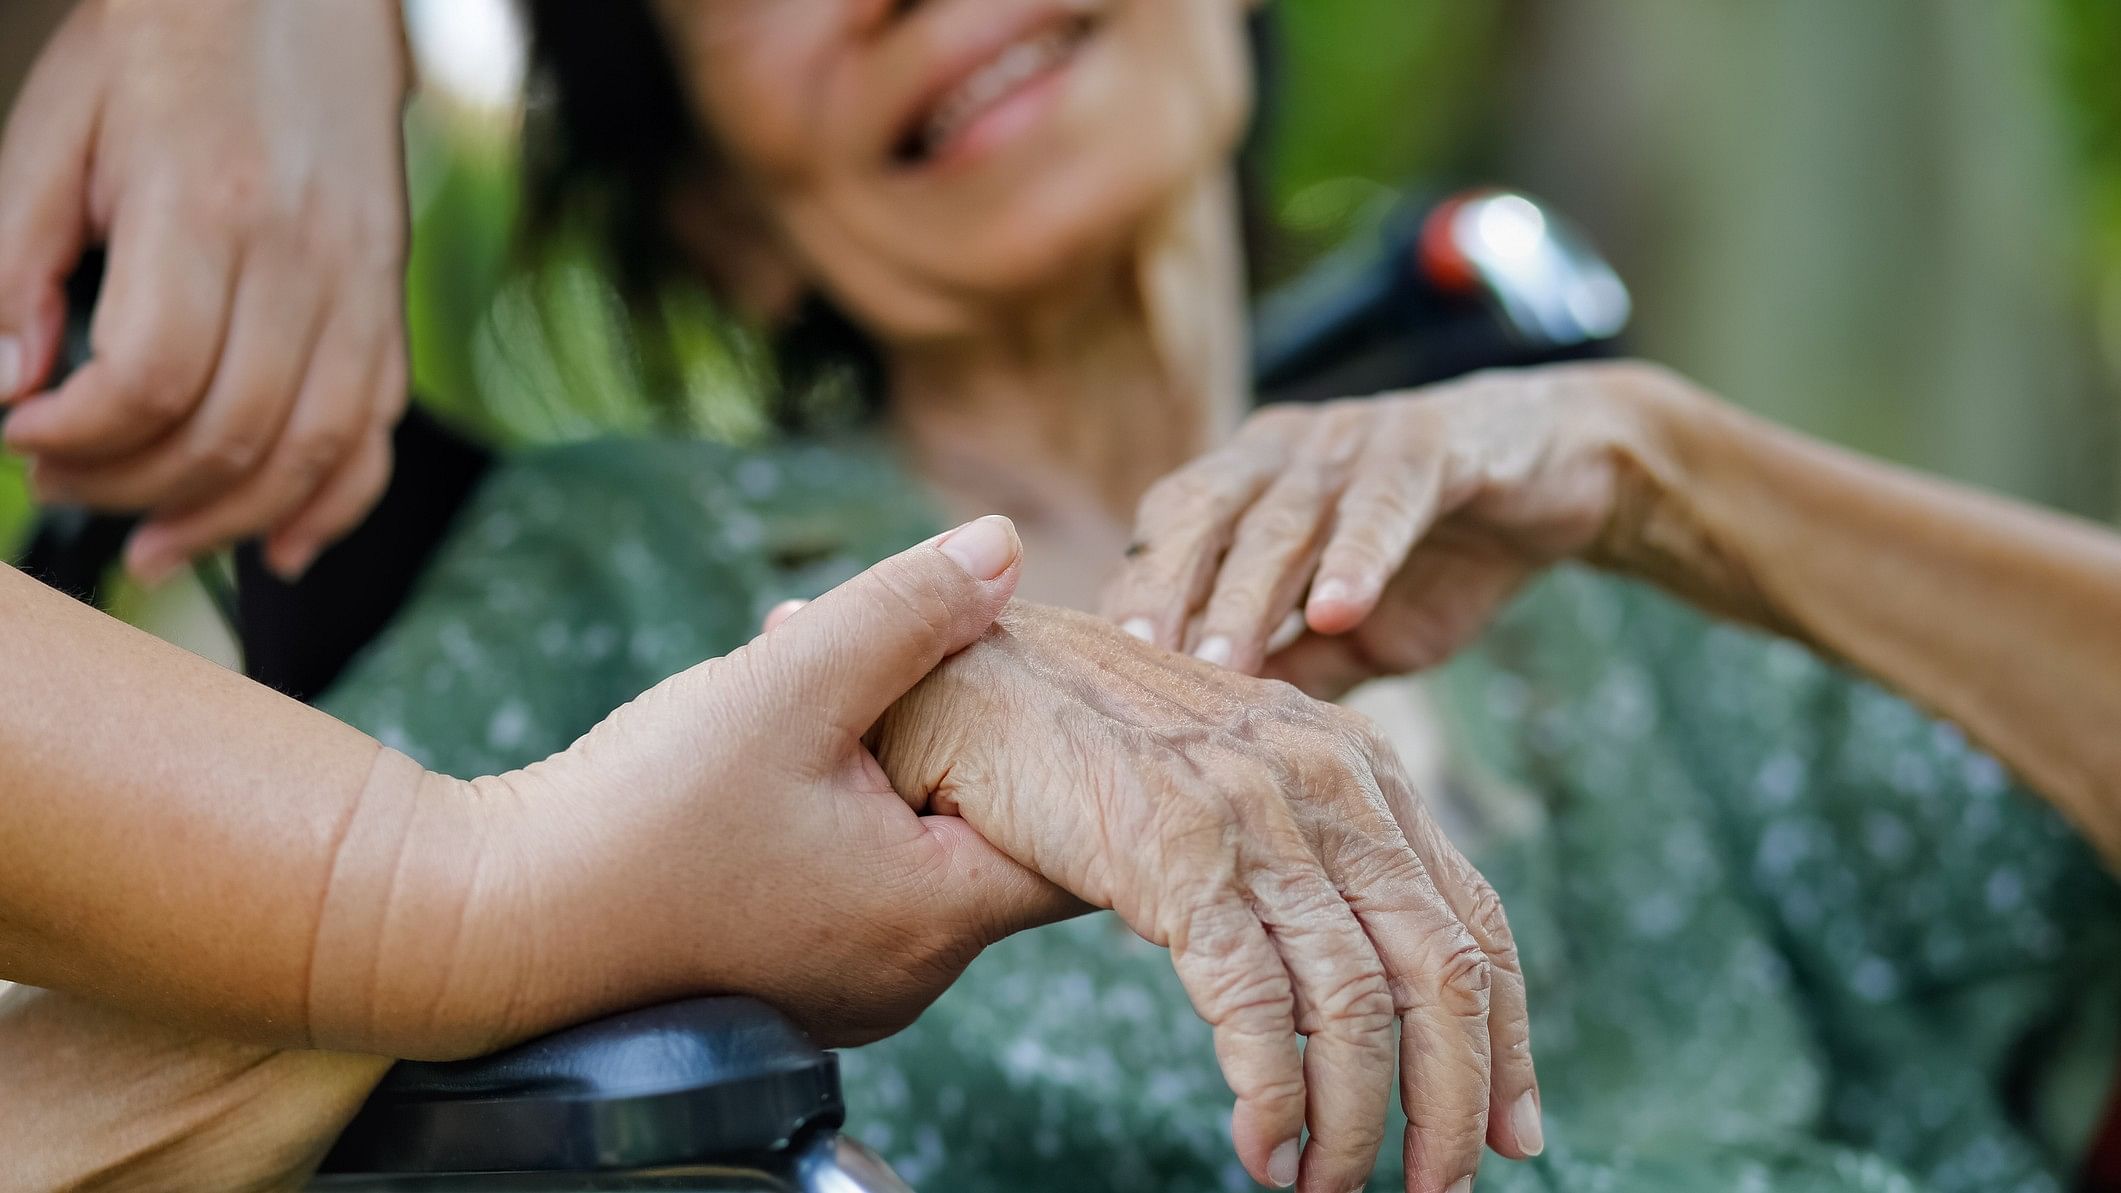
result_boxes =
[321,437,2121,1192]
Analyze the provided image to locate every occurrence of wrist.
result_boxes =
[307,749,537,1059]
[1585,362,1803,634]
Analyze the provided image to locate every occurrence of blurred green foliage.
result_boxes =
[1266,2,1500,249]
[0,451,25,558]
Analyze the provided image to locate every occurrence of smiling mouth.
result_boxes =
[894,16,1094,167]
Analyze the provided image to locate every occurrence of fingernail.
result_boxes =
[1193,635,1233,667]
[1512,1089,1544,1156]
[937,514,1020,581]
[763,598,808,632]
[1447,1178,1475,1193]
[1310,577,1350,610]
[0,335,21,400]
[1120,617,1156,643]
[1267,1139,1299,1187]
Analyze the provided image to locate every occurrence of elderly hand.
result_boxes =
[1102,362,1687,698]
[0,0,411,582]
[869,603,1542,1193]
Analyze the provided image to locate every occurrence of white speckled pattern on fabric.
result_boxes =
[319,437,2121,1193]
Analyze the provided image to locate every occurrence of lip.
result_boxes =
[886,2,1092,169]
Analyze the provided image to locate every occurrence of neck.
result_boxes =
[884,171,1248,527]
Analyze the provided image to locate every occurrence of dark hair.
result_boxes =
[519,1,1280,426]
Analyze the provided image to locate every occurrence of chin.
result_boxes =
[922,129,1237,303]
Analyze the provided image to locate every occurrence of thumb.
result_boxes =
[750,515,1023,745]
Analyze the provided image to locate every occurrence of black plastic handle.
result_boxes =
[318,997,845,1175]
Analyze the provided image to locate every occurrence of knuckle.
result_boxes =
[1317,966,1398,1034]
[1201,956,1296,1028]
[115,365,199,425]
[183,434,267,485]
[1325,702,1387,746]
[1430,932,1494,1017]
[1461,879,1518,965]
[288,423,357,482]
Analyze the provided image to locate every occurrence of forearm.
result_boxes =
[1603,376,2121,858]
[0,564,509,1056]
[0,983,388,1192]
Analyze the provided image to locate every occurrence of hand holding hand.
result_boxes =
[320,517,1080,1061]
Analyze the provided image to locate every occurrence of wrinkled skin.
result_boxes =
[1104,362,1679,698]
[0,0,410,581]
[874,603,1538,1193]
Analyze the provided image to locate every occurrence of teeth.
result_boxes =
[921,25,1079,156]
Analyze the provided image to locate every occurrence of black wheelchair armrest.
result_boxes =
[316,997,845,1177]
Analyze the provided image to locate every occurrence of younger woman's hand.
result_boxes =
[0,0,413,582]
[1102,362,1690,698]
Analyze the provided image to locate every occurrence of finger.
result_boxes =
[31,254,327,513]
[123,308,383,579]
[1186,463,1342,675]
[1189,405,1377,673]
[0,11,99,402]
[259,421,394,580]
[762,599,807,634]
[1373,753,1541,1161]
[1308,434,1448,637]
[1167,900,1305,1189]
[1330,823,1492,1193]
[745,515,1023,750]
[1099,415,1297,649]
[1256,867,1397,1193]
[262,318,411,577]
[4,204,239,459]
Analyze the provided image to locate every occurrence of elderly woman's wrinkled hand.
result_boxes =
[1102,362,1690,700]
[871,603,1542,1193]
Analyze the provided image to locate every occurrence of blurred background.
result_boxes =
[4,0,2120,561]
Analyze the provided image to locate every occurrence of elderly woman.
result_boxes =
[5,1,2121,1191]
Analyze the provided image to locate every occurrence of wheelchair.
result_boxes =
[10,188,1624,1191]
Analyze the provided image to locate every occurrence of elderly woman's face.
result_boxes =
[653,0,1254,337]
